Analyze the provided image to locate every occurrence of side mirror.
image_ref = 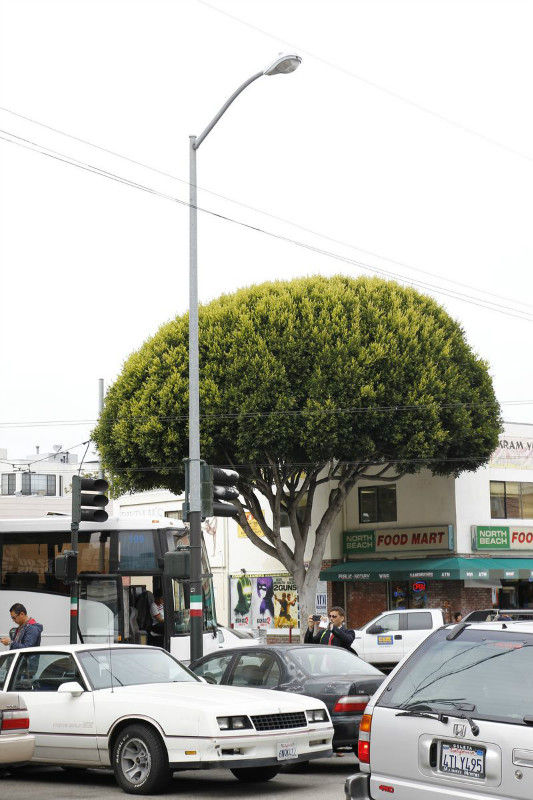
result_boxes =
[57,681,84,697]
[367,624,383,635]
[9,627,17,641]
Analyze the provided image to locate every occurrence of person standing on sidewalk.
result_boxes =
[1,603,43,649]
[305,606,355,650]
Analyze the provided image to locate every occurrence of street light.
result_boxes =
[188,53,301,661]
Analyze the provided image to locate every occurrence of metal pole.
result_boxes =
[189,135,203,661]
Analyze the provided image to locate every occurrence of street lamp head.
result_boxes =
[263,53,302,76]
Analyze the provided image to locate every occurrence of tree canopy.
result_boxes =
[93,275,501,617]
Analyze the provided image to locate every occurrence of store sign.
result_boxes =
[489,436,533,470]
[473,525,533,551]
[344,525,454,555]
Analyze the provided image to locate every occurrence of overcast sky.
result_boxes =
[0,0,531,466]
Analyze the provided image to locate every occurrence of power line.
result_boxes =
[1,105,531,313]
[198,0,533,164]
[0,399,530,430]
[1,129,531,323]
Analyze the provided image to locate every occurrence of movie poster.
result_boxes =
[230,574,253,628]
[273,576,299,629]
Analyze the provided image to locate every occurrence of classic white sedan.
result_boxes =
[0,644,333,793]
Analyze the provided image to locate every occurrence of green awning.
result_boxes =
[320,556,533,582]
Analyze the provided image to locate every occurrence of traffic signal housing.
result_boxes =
[211,466,240,518]
[71,475,109,524]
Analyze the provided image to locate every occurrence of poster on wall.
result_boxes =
[273,576,299,629]
[230,574,325,630]
[231,574,254,628]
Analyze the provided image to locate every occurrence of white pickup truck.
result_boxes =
[351,608,446,667]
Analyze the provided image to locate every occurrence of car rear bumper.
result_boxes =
[345,773,371,799]
[332,715,362,749]
[0,734,35,765]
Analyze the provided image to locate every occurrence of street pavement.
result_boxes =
[1,754,360,799]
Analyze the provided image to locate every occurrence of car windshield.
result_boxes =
[290,646,382,677]
[78,648,199,690]
[379,628,533,724]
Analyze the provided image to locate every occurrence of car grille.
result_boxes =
[251,711,307,731]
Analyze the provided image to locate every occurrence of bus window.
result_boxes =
[118,531,158,571]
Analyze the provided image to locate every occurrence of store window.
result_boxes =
[1,474,16,495]
[490,481,533,519]
[359,485,397,523]
[21,473,56,496]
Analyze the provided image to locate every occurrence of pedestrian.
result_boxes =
[149,592,165,637]
[453,611,463,623]
[304,606,355,650]
[1,603,43,649]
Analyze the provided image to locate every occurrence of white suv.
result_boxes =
[346,620,533,800]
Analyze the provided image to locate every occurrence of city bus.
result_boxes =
[0,516,247,661]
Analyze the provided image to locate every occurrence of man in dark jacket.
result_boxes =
[1,603,43,649]
[304,605,355,650]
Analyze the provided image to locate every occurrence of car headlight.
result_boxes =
[306,708,329,723]
[216,715,252,731]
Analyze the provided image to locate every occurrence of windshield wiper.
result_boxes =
[396,707,449,724]
[400,700,480,736]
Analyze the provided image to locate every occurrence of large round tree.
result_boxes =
[93,275,501,619]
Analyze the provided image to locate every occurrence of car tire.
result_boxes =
[230,766,280,782]
[112,723,172,795]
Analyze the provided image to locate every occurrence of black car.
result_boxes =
[462,608,533,622]
[189,644,385,753]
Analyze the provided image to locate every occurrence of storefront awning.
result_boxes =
[320,556,533,582]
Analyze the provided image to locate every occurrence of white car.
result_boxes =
[0,692,35,766]
[0,644,333,794]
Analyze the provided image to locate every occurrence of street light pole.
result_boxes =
[188,54,301,662]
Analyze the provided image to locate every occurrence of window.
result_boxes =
[490,481,533,519]
[21,473,56,496]
[194,653,234,683]
[407,612,432,630]
[0,653,15,690]
[229,653,281,688]
[371,613,400,633]
[359,485,397,523]
[1,474,15,495]
[10,652,83,692]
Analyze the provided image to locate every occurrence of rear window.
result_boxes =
[378,627,533,725]
[407,612,433,630]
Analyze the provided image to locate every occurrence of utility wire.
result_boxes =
[1,105,530,313]
[1,129,531,323]
[197,0,533,164]
[0,399,530,430]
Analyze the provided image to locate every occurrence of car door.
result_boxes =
[362,613,404,664]
[8,650,99,764]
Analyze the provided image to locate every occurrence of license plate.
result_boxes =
[440,742,485,779]
[277,741,298,761]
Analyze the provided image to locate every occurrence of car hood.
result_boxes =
[98,681,323,712]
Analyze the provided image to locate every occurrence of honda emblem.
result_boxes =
[453,724,467,737]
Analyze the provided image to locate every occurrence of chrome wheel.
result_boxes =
[120,736,152,785]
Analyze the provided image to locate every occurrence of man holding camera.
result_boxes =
[304,606,355,650]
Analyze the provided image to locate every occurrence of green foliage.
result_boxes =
[93,275,501,497]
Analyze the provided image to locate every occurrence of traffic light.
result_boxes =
[212,466,240,518]
[183,461,240,520]
[71,475,109,524]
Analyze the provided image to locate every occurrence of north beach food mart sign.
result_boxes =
[472,525,533,550]
[344,525,454,556]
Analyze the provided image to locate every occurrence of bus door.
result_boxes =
[77,574,124,644]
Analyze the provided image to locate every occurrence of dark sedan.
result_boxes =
[189,644,385,753]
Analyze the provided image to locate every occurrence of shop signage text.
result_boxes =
[472,525,533,551]
[344,525,453,555]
